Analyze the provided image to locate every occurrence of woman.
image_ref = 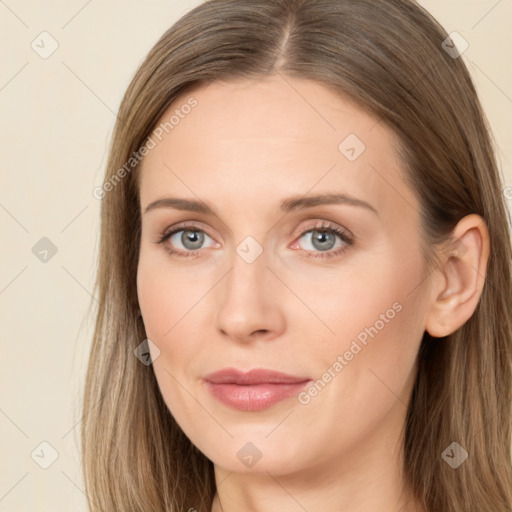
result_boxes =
[82,1,512,510]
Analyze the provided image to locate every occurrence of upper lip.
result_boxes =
[204,367,312,385]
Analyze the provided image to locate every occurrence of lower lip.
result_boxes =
[205,381,311,411]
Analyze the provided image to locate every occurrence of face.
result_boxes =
[136,74,433,477]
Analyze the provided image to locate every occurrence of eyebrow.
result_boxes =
[143,193,378,217]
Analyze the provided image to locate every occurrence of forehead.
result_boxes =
[146,75,382,150]
[138,74,416,223]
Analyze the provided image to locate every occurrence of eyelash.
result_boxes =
[155,221,354,260]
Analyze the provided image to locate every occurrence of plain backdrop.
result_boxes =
[0,1,511,510]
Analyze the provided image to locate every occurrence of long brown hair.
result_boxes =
[81,1,512,510]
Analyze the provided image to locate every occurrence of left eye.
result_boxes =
[296,229,342,252]
[290,224,353,259]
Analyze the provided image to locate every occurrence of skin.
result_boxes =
[136,74,489,512]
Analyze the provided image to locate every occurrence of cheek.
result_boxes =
[297,244,426,352]
[308,247,428,413]
[137,249,203,339]
[292,291,426,460]
[137,257,202,425]
[136,252,211,382]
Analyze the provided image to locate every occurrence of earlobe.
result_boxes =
[425,214,490,338]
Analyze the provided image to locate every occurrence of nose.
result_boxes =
[214,244,286,344]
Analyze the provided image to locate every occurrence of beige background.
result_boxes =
[0,1,510,510]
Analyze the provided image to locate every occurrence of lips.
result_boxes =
[203,367,312,411]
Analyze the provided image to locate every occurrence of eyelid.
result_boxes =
[158,220,214,239]
[293,220,353,241]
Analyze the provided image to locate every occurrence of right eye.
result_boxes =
[155,223,218,258]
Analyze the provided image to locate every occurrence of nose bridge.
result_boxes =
[225,237,269,304]
[214,235,283,340]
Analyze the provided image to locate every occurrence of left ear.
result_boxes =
[424,214,490,338]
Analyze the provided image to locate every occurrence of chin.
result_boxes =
[193,433,308,476]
